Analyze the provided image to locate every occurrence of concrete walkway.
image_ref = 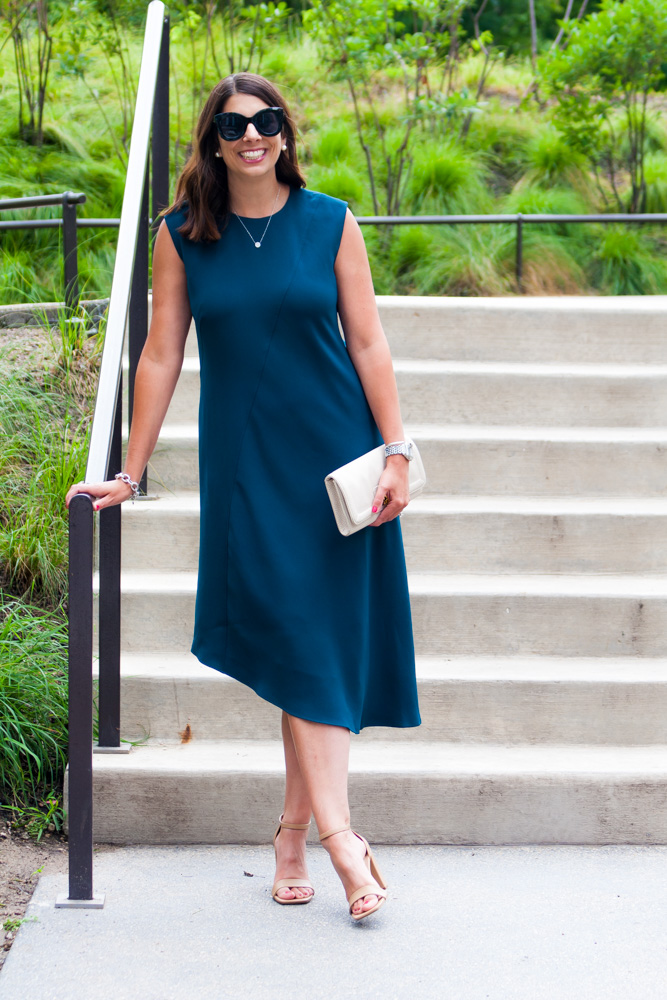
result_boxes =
[1,844,666,1000]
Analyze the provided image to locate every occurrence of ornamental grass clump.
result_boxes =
[0,596,68,835]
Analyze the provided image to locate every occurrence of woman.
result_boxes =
[66,72,421,922]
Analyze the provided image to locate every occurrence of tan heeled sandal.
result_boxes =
[271,813,315,905]
[319,823,388,921]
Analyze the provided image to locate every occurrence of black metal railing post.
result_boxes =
[62,191,80,310]
[516,213,523,293]
[98,377,123,748]
[152,14,170,227]
[55,494,104,907]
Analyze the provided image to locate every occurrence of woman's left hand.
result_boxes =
[371,457,410,526]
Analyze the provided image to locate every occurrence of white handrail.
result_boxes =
[85,0,166,483]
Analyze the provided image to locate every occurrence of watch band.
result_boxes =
[384,441,413,460]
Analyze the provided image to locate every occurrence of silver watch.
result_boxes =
[384,440,413,461]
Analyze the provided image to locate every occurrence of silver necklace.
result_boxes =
[233,187,281,248]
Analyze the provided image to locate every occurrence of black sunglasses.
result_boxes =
[213,107,285,141]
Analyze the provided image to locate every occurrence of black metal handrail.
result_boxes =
[4,196,665,306]
[355,212,667,292]
[57,0,169,910]
[0,192,89,307]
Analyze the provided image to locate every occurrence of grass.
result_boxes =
[0,595,68,840]
[0,310,102,837]
[0,313,101,606]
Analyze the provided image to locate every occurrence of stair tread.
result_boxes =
[146,422,667,443]
[376,292,667,314]
[122,492,667,516]
[93,738,667,774]
[111,651,667,682]
[129,354,667,377]
[103,570,667,596]
[409,424,667,442]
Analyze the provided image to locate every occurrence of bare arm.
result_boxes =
[334,209,409,526]
[65,218,192,509]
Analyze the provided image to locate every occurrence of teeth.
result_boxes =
[240,150,265,160]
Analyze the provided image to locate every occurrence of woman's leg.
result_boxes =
[285,714,382,916]
[273,710,315,900]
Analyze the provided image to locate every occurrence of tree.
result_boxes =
[303,0,476,216]
[541,0,667,213]
[0,0,54,144]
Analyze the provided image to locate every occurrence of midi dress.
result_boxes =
[163,185,421,734]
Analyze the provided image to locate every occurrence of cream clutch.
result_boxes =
[324,436,427,536]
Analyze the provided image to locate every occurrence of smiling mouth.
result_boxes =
[239,149,267,161]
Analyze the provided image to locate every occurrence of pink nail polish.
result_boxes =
[372,506,378,513]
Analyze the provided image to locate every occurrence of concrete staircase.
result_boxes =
[88,295,667,845]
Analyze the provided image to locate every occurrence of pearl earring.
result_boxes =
[281,144,287,151]
[215,151,221,157]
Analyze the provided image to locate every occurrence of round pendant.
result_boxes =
[255,241,261,248]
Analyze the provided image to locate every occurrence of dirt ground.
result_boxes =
[0,816,69,972]
[0,815,122,974]
[0,325,58,368]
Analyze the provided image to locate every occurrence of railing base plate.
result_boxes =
[55,892,106,909]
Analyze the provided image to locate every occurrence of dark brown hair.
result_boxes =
[160,72,306,244]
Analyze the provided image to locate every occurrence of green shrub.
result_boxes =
[406,141,492,214]
[644,152,667,214]
[407,223,516,296]
[390,225,436,279]
[309,122,354,165]
[587,226,667,295]
[306,162,366,208]
[515,126,593,195]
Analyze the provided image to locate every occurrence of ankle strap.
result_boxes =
[278,813,312,831]
[319,823,351,842]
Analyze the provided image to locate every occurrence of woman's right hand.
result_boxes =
[65,477,135,512]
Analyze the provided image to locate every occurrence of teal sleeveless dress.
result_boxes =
[164,186,421,734]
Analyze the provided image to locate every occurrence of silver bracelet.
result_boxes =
[115,472,140,498]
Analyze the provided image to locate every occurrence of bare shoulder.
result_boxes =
[334,208,370,276]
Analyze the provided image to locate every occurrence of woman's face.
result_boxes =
[216,93,285,182]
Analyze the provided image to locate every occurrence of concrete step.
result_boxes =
[95,571,667,657]
[377,295,667,363]
[120,493,667,575]
[82,738,667,844]
[105,652,667,746]
[170,295,667,363]
[138,423,667,497]
[154,356,667,427]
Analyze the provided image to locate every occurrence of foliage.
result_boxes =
[0,596,68,828]
[405,140,492,212]
[0,314,101,605]
[541,0,667,212]
[643,152,667,215]
[55,0,139,168]
[303,0,478,215]
[514,124,591,193]
[0,0,55,143]
[2,6,667,296]
[586,226,667,294]
[461,0,603,58]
